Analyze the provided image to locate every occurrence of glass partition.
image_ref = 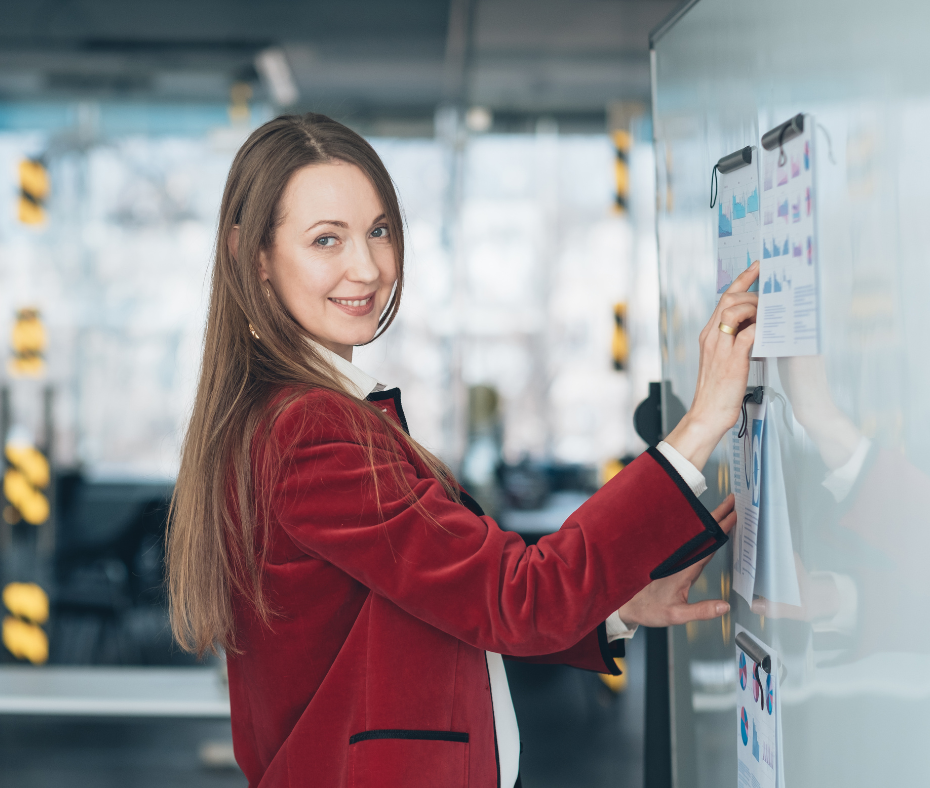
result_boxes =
[652,1,930,785]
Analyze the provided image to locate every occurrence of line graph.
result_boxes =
[715,155,760,303]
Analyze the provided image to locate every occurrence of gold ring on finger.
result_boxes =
[718,322,737,335]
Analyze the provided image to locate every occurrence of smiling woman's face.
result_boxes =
[258,160,396,361]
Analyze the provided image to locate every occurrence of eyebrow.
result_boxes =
[303,214,386,234]
[304,220,347,232]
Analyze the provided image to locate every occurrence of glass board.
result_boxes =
[651,1,930,786]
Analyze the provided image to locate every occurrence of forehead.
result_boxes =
[279,160,383,224]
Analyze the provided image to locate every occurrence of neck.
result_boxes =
[313,337,353,362]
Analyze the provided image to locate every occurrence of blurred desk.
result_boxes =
[0,666,230,717]
[501,491,591,534]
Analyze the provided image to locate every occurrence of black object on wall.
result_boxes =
[634,381,684,788]
[643,626,672,788]
[633,381,686,449]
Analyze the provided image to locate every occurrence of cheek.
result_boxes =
[375,247,398,287]
[273,252,338,317]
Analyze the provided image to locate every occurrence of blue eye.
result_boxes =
[316,236,337,247]
[371,226,389,239]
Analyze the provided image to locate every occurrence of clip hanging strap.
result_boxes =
[709,164,719,208]
[777,123,790,167]
[754,663,765,710]
[737,386,765,438]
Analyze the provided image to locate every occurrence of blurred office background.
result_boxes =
[0,1,674,785]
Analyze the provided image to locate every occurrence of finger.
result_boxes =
[735,322,757,350]
[669,599,731,625]
[719,302,758,334]
[710,493,735,522]
[715,509,737,536]
[725,260,760,295]
[709,293,758,335]
[717,291,759,310]
[750,597,804,620]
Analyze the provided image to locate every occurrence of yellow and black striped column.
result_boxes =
[18,158,49,226]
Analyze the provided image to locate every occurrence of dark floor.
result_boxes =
[0,636,645,788]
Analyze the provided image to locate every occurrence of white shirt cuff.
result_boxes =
[605,610,638,641]
[656,440,707,497]
[810,571,858,636]
[822,437,871,503]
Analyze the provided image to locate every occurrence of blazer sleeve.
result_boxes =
[503,622,626,675]
[267,398,726,658]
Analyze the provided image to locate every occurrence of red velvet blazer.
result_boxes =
[226,387,726,788]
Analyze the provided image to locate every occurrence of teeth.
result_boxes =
[333,297,370,307]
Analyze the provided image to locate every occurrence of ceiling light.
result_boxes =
[255,48,299,107]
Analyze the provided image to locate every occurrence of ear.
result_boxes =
[230,225,271,282]
[257,247,271,282]
[227,225,240,262]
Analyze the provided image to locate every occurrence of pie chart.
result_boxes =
[766,673,774,715]
[740,706,749,746]
[739,652,748,690]
[752,666,761,702]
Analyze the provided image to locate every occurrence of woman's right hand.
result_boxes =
[664,261,760,471]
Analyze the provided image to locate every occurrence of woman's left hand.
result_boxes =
[617,494,736,628]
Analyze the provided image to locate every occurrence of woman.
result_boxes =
[167,113,758,788]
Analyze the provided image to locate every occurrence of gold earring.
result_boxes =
[265,286,272,299]
[249,323,260,340]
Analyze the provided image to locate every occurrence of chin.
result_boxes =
[339,325,380,348]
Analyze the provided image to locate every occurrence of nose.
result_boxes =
[344,236,380,285]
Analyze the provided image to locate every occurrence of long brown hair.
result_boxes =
[167,113,459,656]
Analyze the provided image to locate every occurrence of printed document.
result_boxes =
[753,118,821,356]
[716,148,761,303]
[729,397,766,604]
[736,626,780,788]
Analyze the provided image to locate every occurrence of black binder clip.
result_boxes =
[762,114,805,167]
[737,386,765,439]
[710,146,753,208]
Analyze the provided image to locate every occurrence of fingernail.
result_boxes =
[751,260,759,269]
[716,602,730,614]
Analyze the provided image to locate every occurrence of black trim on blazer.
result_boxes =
[366,387,409,435]
[646,447,728,580]
[349,729,469,745]
[609,638,626,659]
[596,621,623,676]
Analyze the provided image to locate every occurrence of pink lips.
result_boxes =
[329,292,376,317]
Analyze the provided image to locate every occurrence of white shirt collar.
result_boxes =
[304,337,386,399]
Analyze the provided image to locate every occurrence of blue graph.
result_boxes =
[733,194,747,220]
[763,237,789,258]
[762,270,791,293]
[777,199,789,220]
[747,187,759,213]
[718,202,732,237]
[752,720,760,762]
[751,418,763,507]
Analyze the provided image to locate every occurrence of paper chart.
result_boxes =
[753,119,820,356]
[716,150,761,303]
